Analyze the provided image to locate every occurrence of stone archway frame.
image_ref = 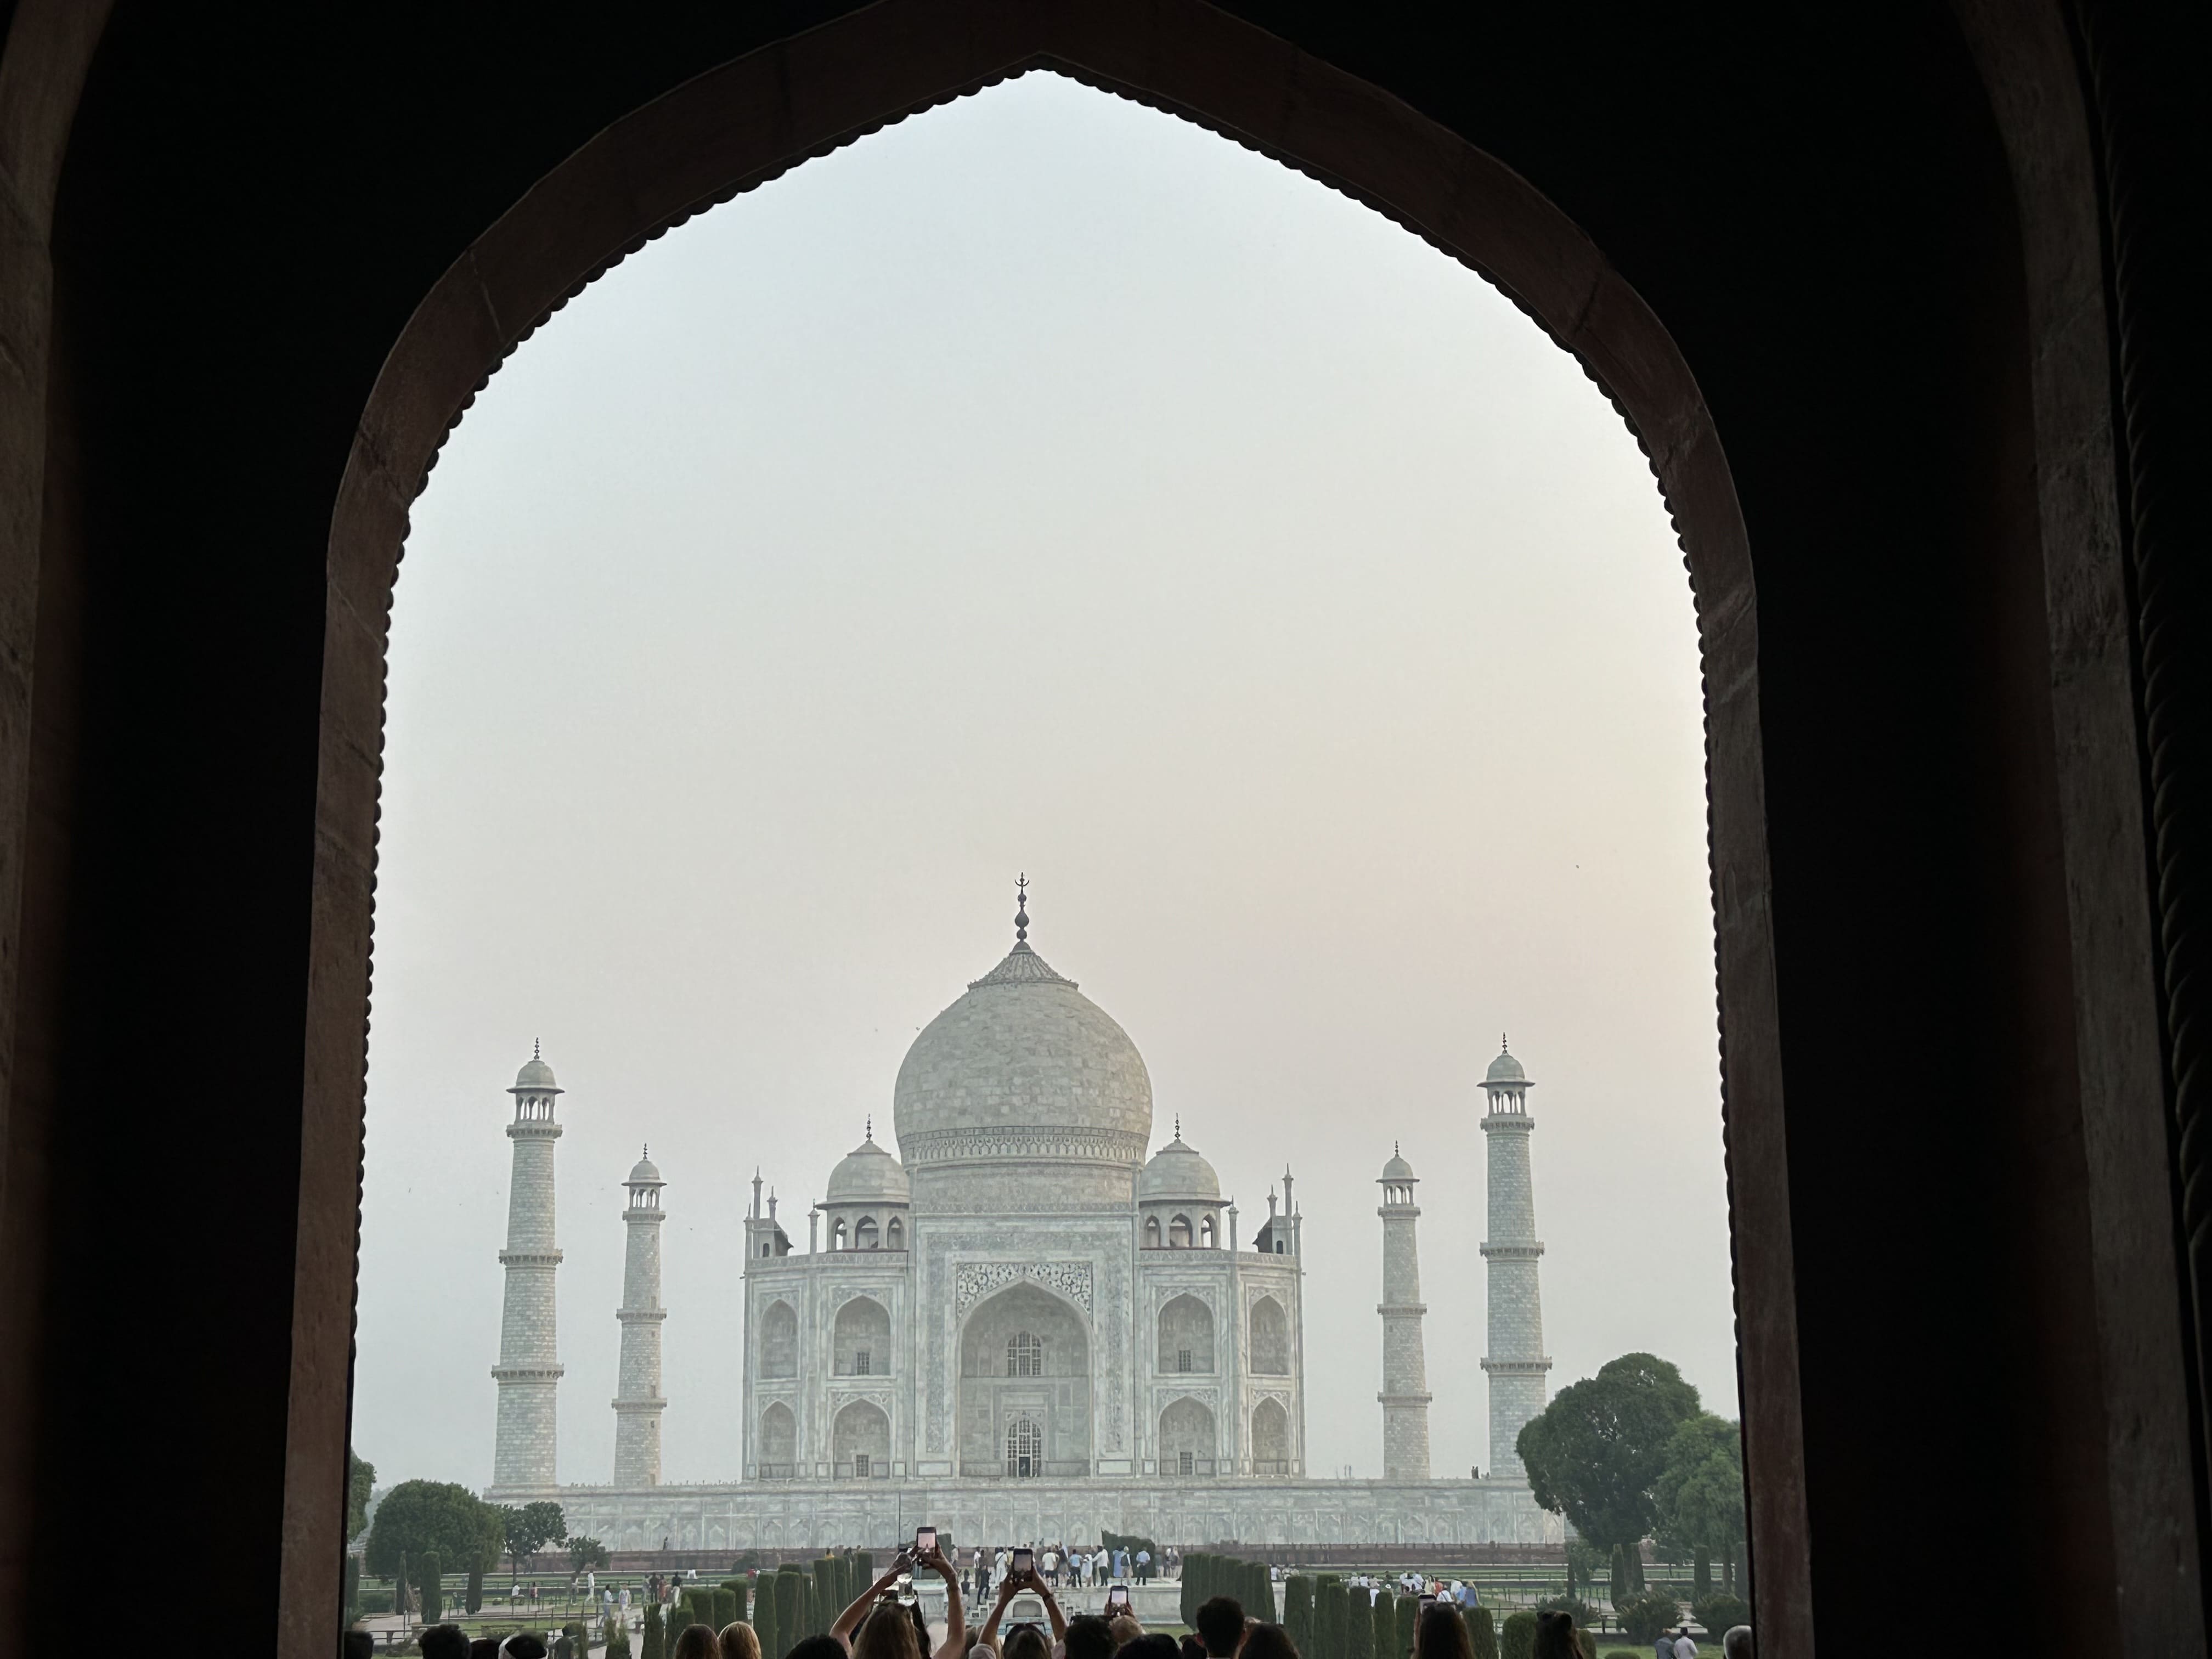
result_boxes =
[301,0,1799,1645]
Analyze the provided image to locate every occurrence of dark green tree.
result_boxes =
[1466,1607,1498,1659]
[1284,1576,1315,1653]
[775,1566,803,1648]
[722,1580,752,1624]
[366,1481,506,1578]
[714,1587,738,1628]
[348,1451,377,1541]
[1516,1352,1700,1557]
[1392,1589,1416,1659]
[1344,1583,1374,1659]
[417,1551,444,1623]
[344,1556,362,1626]
[754,1575,780,1659]
[1498,1612,1536,1659]
[504,1501,569,1573]
[568,1536,610,1575]
[1316,1578,1348,1659]
[1652,1414,1746,1592]
[642,1604,665,1659]
[1368,1587,1393,1659]
[467,1568,484,1615]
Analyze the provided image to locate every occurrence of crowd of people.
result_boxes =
[385,1539,1753,1659]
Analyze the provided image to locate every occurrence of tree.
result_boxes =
[1652,1414,1747,1573]
[754,1574,780,1659]
[365,1480,505,1578]
[642,1604,665,1659]
[417,1551,445,1624]
[568,1535,610,1575]
[1315,1578,1348,1659]
[348,1451,377,1541]
[1283,1575,1315,1654]
[1392,1590,1416,1659]
[1368,1587,1393,1659]
[505,1502,569,1573]
[1465,1607,1498,1659]
[1344,1582,1374,1659]
[1516,1352,1700,1556]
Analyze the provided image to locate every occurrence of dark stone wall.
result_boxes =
[3,1,2206,1651]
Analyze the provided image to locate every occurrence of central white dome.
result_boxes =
[892,940,1153,1194]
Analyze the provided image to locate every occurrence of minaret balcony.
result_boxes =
[498,1249,563,1266]
[610,1396,668,1411]
[616,1307,667,1322]
[1478,1242,1545,1259]
[1479,1357,1553,1374]
[490,1364,566,1381]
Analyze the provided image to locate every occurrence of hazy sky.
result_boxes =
[352,71,1734,1497]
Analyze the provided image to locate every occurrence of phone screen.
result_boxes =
[1012,1548,1034,1576]
[916,1527,938,1556]
[1418,1595,1437,1611]
[1107,1586,1130,1608]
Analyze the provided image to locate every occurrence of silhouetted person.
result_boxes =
[1195,1598,1245,1658]
[1064,1613,1116,1659]
[673,1625,723,1659]
[1239,1628,1299,1659]
[1530,1613,1586,1659]
[421,1625,470,1659]
[1412,1604,1471,1659]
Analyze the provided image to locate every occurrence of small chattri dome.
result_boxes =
[627,1148,662,1185]
[1485,1039,1527,1086]
[511,1044,560,1093]
[1139,1124,1221,1202]
[825,1127,910,1205]
[1381,1148,1416,1182]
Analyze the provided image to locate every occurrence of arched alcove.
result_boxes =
[833,1296,891,1377]
[759,1300,798,1378]
[1251,1397,1290,1470]
[831,1400,891,1477]
[957,1283,1091,1476]
[1159,1396,1216,1475]
[757,1402,797,1474]
[1157,1294,1214,1374]
[1250,1296,1290,1375]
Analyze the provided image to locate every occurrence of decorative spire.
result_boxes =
[1175,1114,1182,1141]
[534,1037,542,1060]
[1014,873,1030,945]
[1501,1033,1510,1053]
[642,1143,649,1159]
[865,1115,873,1142]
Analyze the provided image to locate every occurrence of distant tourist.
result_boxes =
[1195,1596,1245,1658]
[1135,1549,1152,1584]
[719,1622,763,1659]
[671,1628,721,1659]
[1239,1627,1297,1659]
[1671,1627,1697,1659]
[421,1627,470,1659]
[1654,1631,1672,1659]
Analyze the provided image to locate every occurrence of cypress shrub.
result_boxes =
[715,1587,738,1629]
[641,1605,664,1659]
[856,1554,874,1587]
[1466,1607,1498,1659]
[1393,1590,1416,1659]
[1691,1549,1710,1599]
[467,1568,484,1615]
[1180,1554,1205,1627]
[1369,1587,1394,1659]
[418,1552,444,1624]
[724,1580,752,1624]
[1283,1576,1314,1653]
[815,1559,837,1624]
[775,1568,803,1647]
[1255,1562,1277,1621]
[1316,1580,1348,1659]
[1499,1612,1536,1659]
[754,1576,779,1659]
[1344,1583,1374,1659]
[344,1556,362,1625]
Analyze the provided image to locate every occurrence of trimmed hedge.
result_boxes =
[1283,1575,1314,1654]
[1499,1612,1536,1659]
[641,1605,665,1659]
[754,1575,779,1659]
[1316,1578,1348,1659]
[417,1553,444,1624]
[1393,1591,1416,1659]
[1466,1607,1498,1659]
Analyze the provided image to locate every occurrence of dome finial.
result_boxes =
[1501,1032,1510,1052]
[865,1115,873,1142]
[1175,1114,1182,1141]
[533,1037,541,1060]
[1014,873,1029,945]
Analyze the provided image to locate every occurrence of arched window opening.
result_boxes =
[1005,1417,1043,1477]
[758,1402,798,1478]
[1144,1216,1162,1249]
[760,1301,798,1379]
[1169,1214,1193,1248]
[831,1217,848,1250]
[1006,1331,1043,1377]
[1251,1397,1291,1473]
[1200,1215,1216,1249]
[855,1215,879,1249]
[1250,1296,1290,1375]
[886,1217,904,1250]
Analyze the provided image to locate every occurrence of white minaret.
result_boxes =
[1479,1037,1551,1480]
[1376,1144,1432,1480]
[612,1147,668,1486]
[491,1043,565,1493]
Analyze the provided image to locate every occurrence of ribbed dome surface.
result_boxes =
[892,943,1153,1171]
[825,1133,910,1203]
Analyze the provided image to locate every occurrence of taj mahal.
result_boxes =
[487,886,1562,1549]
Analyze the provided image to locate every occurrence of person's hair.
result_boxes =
[719,1623,762,1659]
[421,1625,471,1659]
[1121,1637,1180,1659]
[1195,1597,1245,1658]
[471,1640,501,1659]
[1065,1612,1118,1659]
[1414,1604,1472,1659]
[1238,1626,1299,1659]
[790,1639,852,1659]
[673,1628,724,1659]
[854,1602,923,1659]
[1529,1613,1586,1659]
[500,1639,551,1659]
[1181,1636,1208,1659]
[908,1602,933,1647]
[1005,1624,1053,1659]
[1720,1630,1752,1659]
[1108,1617,1145,1646]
